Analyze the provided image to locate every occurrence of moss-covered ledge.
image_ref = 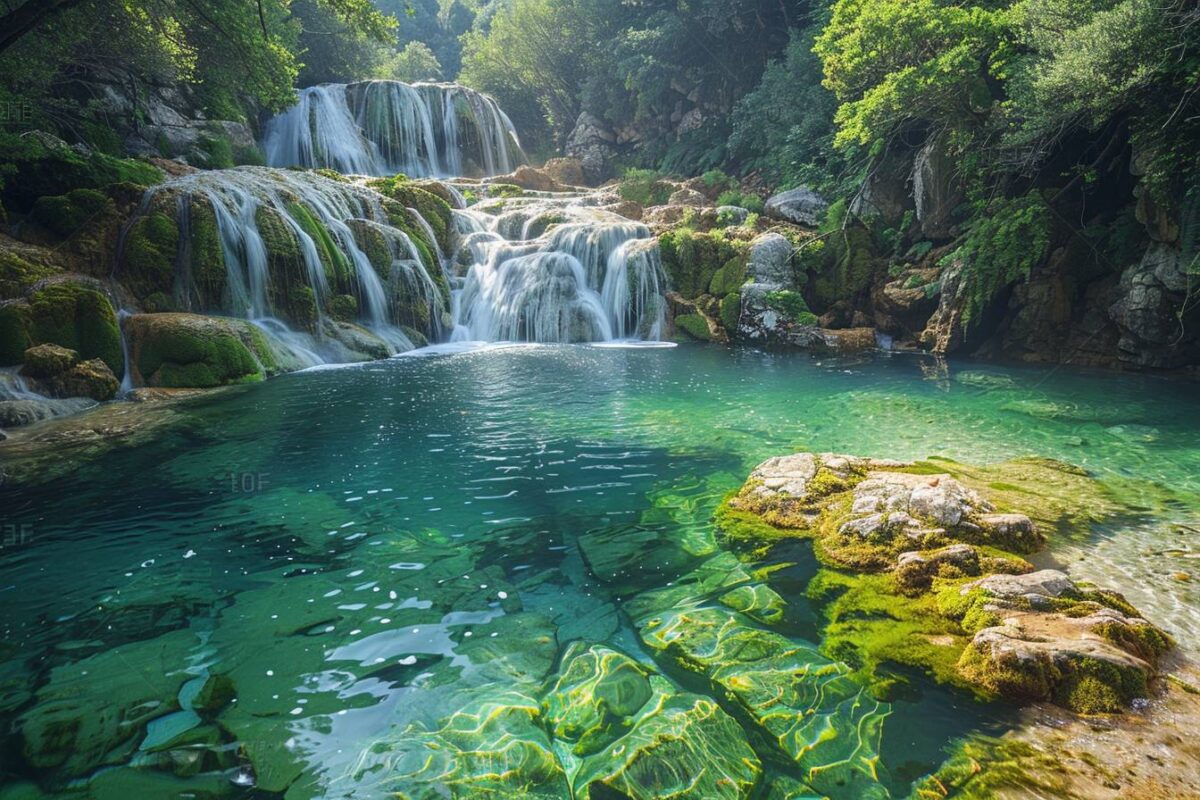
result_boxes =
[717,452,1174,713]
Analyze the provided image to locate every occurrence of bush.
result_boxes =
[715,189,764,214]
[619,168,672,206]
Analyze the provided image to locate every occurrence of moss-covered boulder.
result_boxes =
[368,175,453,254]
[19,344,119,401]
[30,188,113,239]
[0,247,60,298]
[125,313,277,388]
[23,280,123,374]
[659,229,748,299]
[19,343,77,378]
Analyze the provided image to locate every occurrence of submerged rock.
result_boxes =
[21,344,119,401]
[726,450,1172,714]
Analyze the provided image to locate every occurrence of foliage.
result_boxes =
[714,190,763,214]
[378,41,443,82]
[618,169,672,207]
[943,192,1052,324]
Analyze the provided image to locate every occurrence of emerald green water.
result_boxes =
[2,343,1198,798]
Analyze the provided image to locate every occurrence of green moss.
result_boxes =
[122,212,179,302]
[764,289,813,322]
[618,169,672,206]
[28,282,123,373]
[197,135,234,169]
[31,188,111,238]
[719,290,741,333]
[0,302,33,365]
[674,313,711,341]
[188,198,225,309]
[708,255,747,296]
[714,500,794,560]
[0,250,58,297]
[911,735,1070,799]
[368,176,453,253]
[329,294,358,322]
[1055,657,1147,714]
[487,183,525,198]
[134,317,264,387]
[286,201,352,290]
[659,229,749,299]
[256,205,313,328]
[809,570,972,699]
[0,131,163,213]
[809,223,876,309]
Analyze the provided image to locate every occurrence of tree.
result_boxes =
[378,41,443,82]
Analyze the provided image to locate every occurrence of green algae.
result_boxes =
[910,735,1070,799]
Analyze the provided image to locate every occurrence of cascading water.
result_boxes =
[449,196,668,343]
[262,81,525,178]
[118,167,449,365]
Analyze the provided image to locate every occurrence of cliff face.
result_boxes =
[790,133,1200,372]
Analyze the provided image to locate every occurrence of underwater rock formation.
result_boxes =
[725,451,1173,714]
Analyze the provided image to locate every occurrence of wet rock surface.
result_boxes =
[729,451,1172,714]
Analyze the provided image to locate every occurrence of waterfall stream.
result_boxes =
[262,81,524,178]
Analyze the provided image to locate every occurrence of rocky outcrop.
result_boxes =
[540,157,587,187]
[726,451,1173,713]
[124,313,278,388]
[1108,242,1200,368]
[764,186,828,227]
[910,134,963,240]
[20,344,119,401]
[746,232,793,284]
[490,165,569,192]
[565,112,621,185]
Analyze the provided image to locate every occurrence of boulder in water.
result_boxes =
[765,186,828,227]
[125,313,278,388]
[21,345,119,401]
[491,164,568,192]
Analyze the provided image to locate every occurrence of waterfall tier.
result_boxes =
[263,81,524,179]
[118,167,452,365]
[449,196,667,343]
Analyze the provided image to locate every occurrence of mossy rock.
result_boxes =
[30,188,113,238]
[809,223,877,309]
[186,197,226,310]
[285,201,352,291]
[20,342,77,377]
[126,313,276,388]
[28,280,123,373]
[0,130,163,213]
[328,294,358,322]
[719,290,741,333]
[369,176,453,253]
[121,212,179,303]
[542,642,655,757]
[674,312,712,341]
[0,301,33,364]
[659,229,749,299]
[0,248,60,298]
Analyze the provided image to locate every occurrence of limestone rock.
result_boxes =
[572,684,762,800]
[491,165,568,192]
[764,186,828,227]
[541,157,587,187]
[668,187,707,207]
[747,233,794,284]
[895,543,981,592]
[565,112,620,185]
[125,313,277,388]
[910,134,963,240]
[20,343,77,378]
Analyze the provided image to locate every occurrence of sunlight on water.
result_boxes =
[1,344,1197,798]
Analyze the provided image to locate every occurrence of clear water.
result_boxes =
[2,344,1198,798]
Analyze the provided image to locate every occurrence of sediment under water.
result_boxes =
[1,345,1197,797]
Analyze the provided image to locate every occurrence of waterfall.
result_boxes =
[120,167,449,365]
[262,81,524,178]
[450,197,667,344]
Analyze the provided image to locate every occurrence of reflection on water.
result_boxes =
[1,344,1197,798]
